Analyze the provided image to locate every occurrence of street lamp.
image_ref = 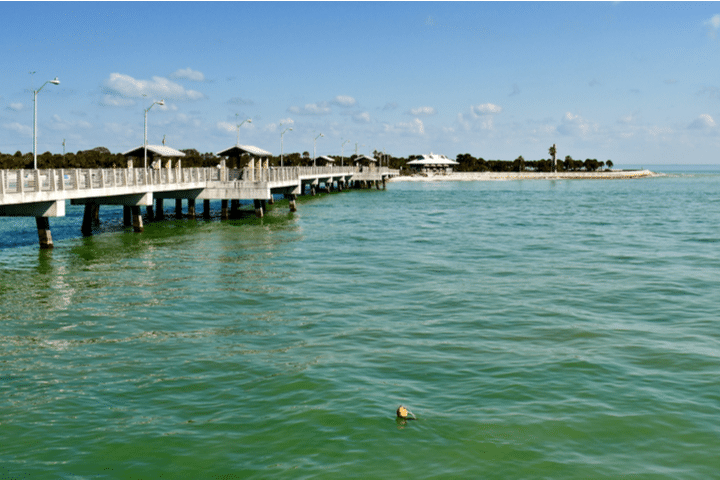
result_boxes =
[33,77,60,169]
[144,99,165,169]
[341,139,350,166]
[281,126,293,167]
[313,133,324,167]
[236,114,252,145]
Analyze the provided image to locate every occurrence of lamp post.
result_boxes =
[313,133,324,167]
[236,114,252,145]
[341,139,350,166]
[281,126,293,167]
[33,77,60,169]
[144,99,164,169]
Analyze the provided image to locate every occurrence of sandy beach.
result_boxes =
[389,170,656,182]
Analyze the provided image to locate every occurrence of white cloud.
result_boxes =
[100,95,136,107]
[409,106,436,116]
[472,103,502,115]
[557,112,598,137]
[704,14,720,35]
[102,73,205,102]
[170,67,205,82]
[49,114,92,131]
[385,118,424,136]
[8,103,23,111]
[689,114,716,129]
[2,122,32,136]
[217,121,236,133]
[353,112,371,124]
[332,95,356,107]
[288,102,331,115]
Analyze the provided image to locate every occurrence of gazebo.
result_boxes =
[216,144,273,169]
[315,155,335,166]
[123,145,186,169]
[406,153,458,174]
[354,155,378,167]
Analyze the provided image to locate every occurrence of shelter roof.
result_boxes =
[122,145,186,157]
[316,155,335,163]
[216,144,272,157]
[406,153,458,165]
[355,155,377,163]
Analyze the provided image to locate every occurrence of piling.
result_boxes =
[36,217,53,249]
[203,199,211,219]
[131,206,143,232]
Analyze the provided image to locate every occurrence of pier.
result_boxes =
[0,165,398,249]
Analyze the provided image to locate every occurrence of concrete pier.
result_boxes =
[1,165,399,248]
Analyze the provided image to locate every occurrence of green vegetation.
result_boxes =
[0,148,612,173]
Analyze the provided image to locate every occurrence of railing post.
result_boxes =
[49,169,56,192]
[0,170,5,195]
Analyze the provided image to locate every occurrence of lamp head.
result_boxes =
[157,99,165,106]
[247,119,252,123]
[50,77,60,85]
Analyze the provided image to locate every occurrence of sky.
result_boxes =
[2,1,720,165]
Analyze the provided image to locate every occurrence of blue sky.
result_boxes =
[2,1,720,165]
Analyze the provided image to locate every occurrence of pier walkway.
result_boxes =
[0,165,398,248]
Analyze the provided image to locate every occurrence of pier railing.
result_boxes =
[0,166,398,195]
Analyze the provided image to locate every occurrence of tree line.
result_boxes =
[0,148,613,172]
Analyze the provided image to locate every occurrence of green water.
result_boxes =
[2,171,720,478]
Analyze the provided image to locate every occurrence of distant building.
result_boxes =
[406,153,458,174]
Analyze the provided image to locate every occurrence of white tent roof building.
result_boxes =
[406,153,458,166]
[406,153,458,173]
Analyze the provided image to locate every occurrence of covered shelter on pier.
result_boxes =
[354,155,378,167]
[406,153,458,174]
[314,155,336,166]
[216,144,273,169]
[123,145,186,169]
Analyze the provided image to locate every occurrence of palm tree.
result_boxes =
[606,160,614,170]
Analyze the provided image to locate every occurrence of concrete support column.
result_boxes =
[123,206,132,227]
[376,180,380,190]
[175,198,183,219]
[268,194,275,205]
[155,198,164,220]
[36,217,53,249]
[288,194,297,213]
[311,186,316,196]
[382,178,387,189]
[131,206,143,232]
[221,200,229,220]
[146,205,154,220]
[254,199,264,218]
[188,199,196,219]
[82,203,95,236]
[203,199,211,219]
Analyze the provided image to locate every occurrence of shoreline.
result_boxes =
[389,170,656,182]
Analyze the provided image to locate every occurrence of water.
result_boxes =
[2,168,720,478]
